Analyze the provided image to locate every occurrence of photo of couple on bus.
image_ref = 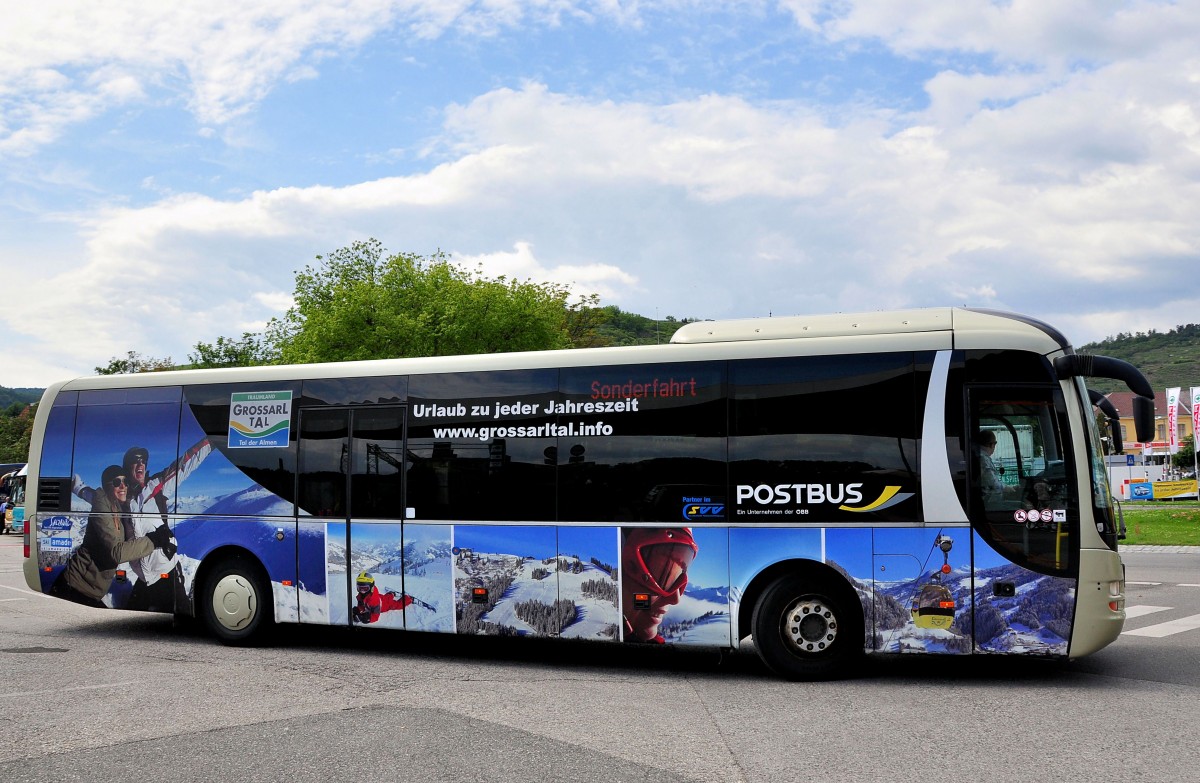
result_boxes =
[51,438,210,610]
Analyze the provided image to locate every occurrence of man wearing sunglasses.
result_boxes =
[621,527,698,643]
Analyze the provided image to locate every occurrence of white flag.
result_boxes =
[1167,387,1180,454]
[1192,387,1200,450]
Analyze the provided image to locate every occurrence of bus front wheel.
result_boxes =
[200,557,273,646]
[751,575,861,680]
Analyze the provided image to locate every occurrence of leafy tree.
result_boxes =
[267,239,596,363]
[188,332,276,369]
[103,240,707,372]
[1171,436,1195,471]
[563,301,611,348]
[95,351,174,375]
[0,404,35,463]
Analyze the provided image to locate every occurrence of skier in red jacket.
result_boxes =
[352,571,414,624]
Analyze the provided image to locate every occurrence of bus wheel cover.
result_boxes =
[202,559,272,645]
[781,596,838,652]
[752,575,860,680]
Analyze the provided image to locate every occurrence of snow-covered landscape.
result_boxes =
[841,560,1074,656]
[453,546,730,644]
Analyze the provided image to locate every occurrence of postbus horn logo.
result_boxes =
[839,486,913,513]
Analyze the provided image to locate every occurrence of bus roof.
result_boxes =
[49,307,1069,394]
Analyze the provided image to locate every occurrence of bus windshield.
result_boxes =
[1077,378,1120,547]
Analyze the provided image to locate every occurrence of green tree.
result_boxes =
[267,239,592,363]
[1171,436,1195,472]
[188,332,276,369]
[95,351,174,375]
[0,404,35,463]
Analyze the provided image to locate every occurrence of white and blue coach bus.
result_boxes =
[21,308,1155,679]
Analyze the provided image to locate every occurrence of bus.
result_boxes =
[20,307,1155,679]
[3,463,26,535]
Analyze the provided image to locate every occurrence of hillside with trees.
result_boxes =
[0,388,42,410]
[1079,323,1200,393]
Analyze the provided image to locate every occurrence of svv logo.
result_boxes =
[683,503,726,522]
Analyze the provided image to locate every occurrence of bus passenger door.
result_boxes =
[299,406,409,628]
[348,407,407,630]
[967,387,1078,656]
[298,408,351,626]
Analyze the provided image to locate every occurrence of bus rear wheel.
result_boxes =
[752,575,861,680]
[200,557,273,646]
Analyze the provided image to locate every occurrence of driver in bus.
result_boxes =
[976,430,1011,507]
[621,527,698,643]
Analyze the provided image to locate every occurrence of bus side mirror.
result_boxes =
[1133,395,1155,444]
[1107,416,1123,455]
[1088,391,1124,455]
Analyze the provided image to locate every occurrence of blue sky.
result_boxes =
[3,1,1199,387]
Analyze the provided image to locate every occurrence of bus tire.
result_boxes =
[200,557,273,646]
[751,575,861,680]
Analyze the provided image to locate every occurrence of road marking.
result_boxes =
[0,583,52,599]
[1127,581,1162,586]
[1179,584,1200,588]
[1122,613,1200,638]
[1125,605,1171,619]
[0,682,140,700]
[0,597,26,603]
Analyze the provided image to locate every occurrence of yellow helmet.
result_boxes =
[356,571,375,586]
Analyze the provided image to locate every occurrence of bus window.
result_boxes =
[407,369,558,522]
[730,353,925,522]
[350,407,405,519]
[970,388,1077,574]
[185,382,300,510]
[298,409,349,518]
[558,362,726,523]
[299,406,407,519]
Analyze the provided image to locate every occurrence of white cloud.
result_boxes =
[454,241,639,302]
[8,63,1197,386]
[0,1,682,157]
[782,0,1200,64]
[3,2,1200,385]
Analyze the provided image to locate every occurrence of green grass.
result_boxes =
[1120,501,1200,546]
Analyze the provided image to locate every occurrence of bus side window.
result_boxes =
[298,410,348,518]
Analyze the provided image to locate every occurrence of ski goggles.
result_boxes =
[356,583,373,593]
[636,542,695,597]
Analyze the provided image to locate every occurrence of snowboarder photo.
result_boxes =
[352,571,415,624]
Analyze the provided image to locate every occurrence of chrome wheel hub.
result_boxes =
[782,597,837,654]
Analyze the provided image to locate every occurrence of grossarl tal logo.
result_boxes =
[735,482,914,513]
